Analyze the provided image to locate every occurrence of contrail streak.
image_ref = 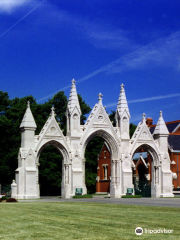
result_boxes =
[0,0,46,38]
[37,30,180,103]
[105,93,180,108]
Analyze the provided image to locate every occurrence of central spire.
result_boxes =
[117,83,130,117]
[67,79,81,114]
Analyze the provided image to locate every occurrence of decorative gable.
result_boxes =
[139,126,152,141]
[35,107,67,148]
[82,96,117,135]
[130,113,159,154]
[45,120,61,136]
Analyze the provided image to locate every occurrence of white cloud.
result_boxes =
[84,25,138,51]
[35,3,137,52]
[109,31,180,73]
[0,0,31,13]
[37,31,180,103]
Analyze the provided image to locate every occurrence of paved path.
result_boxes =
[18,196,180,208]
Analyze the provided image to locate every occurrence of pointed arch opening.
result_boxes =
[82,130,119,195]
[36,140,69,196]
[132,144,159,197]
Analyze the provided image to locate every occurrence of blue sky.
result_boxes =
[0,0,180,125]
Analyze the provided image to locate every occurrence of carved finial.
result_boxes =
[51,106,55,115]
[160,111,162,117]
[27,101,30,108]
[142,113,146,122]
[121,83,125,89]
[72,79,76,84]
[98,93,103,101]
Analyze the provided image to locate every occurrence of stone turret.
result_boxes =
[66,79,81,137]
[116,84,130,139]
[153,111,169,152]
[20,101,37,149]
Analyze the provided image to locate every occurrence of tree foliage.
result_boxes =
[130,123,137,138]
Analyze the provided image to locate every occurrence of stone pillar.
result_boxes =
[62,163,71,199]
[11,180,17,198]
[122,155,134,196]
[151,162,161,198]
[110,160,121,198]
[112,160,115,185]
[82,159,87,194]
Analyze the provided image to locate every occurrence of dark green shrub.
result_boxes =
[1,196,7,201]
[73,194,93,198]
[0,199,2,202]
[6,198,18,202]
[122,195,142,198]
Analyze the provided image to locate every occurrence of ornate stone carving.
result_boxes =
[141,131,148,138]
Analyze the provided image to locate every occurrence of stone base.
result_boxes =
[16,195,39,199]
[95,192,108,194]
[160,193,174,198]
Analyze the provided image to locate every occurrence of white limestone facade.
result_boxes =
[11,80,174,199]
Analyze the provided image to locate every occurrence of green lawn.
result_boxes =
[0,202,179,240]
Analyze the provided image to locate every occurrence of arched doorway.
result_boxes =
[132,144,158,197]
[85,136,104,194]
[36,140,70,198]
[39,145,62,196]
[82,129,120,196]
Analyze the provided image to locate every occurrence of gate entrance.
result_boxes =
[39,145,62,196]
[12,81,174,199]
[133,150,152,197]
[134,178,151,197]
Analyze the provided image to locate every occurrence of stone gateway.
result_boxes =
[11,80,174,199]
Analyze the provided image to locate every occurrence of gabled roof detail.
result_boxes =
[35,107,68,149]
[131,114,153,141]
[20,101,37,129]
[116,83,130,118]
[129,113,159,155]
[135,155,149,169]
[80,94,120,147]
[67,79,81,115]
[153,111,169,135]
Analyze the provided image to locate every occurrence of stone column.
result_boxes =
[11,180,17,198]
[112,160,115,186]
[63,163,71,199]
[64,164,69,184]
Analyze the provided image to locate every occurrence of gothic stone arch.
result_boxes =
[131,143,160,197]
[36,139,71,199]
[12,82,174,199]
[79,129,121,198]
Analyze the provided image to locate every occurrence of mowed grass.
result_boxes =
[0,202,180,240]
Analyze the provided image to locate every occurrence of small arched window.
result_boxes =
[123,116,128,133]
[73,113,78,130]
